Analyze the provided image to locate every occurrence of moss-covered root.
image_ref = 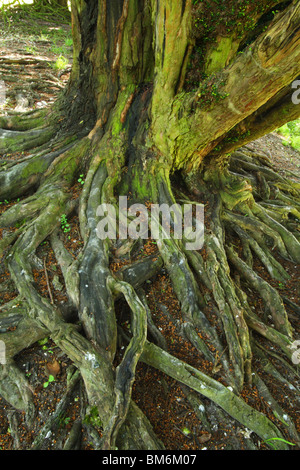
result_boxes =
[234,285,294,360]
[5,246,163,450]
[252,373,300,446]
[205,235,252,391]
[156,236,233,380]
[2,199,164,451]
[101,277,148,450]
[0,126,54,154]
[0,108,48,131]
[250,202,300,264]
[226,244,294,340]
[0,140,77,201]
[50,230,80,308]
[0,359,35,426]
[141,341,291,450]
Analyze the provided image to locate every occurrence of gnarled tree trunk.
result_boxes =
[0,0,300,450]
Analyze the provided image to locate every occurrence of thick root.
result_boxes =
[140,341,292,450]
[0,129,299,450]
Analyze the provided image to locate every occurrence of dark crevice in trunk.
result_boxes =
[106,0,125,65]
[80,0,99,54]
[118,84,154,198]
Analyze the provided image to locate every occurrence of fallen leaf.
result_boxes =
[198,433,211,444]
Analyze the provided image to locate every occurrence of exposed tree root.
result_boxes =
[0,126,55,154]
[0,108,48,131]
[101,277,148,450]
[0,114,299,450]
[140,341,296,450]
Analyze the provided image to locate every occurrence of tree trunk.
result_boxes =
[0,0,300,450]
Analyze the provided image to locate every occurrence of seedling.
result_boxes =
[78,174,85,185]
[182,427,191,436]
[53,55,69,70]
[83,406,103,428]
[43,374,55,388]
[61,214,71,233]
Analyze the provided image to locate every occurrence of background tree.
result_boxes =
[0,0,300,450]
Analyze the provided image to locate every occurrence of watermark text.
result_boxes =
[96,197,204,250]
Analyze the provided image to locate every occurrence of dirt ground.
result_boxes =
[0,7,299,451]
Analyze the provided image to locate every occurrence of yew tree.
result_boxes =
[0,0,300,450]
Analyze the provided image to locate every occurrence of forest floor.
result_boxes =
[0,7,299,451]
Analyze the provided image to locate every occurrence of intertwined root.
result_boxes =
[0,121,299,450]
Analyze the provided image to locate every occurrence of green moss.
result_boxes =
[195,74,229,109]
[83,405,103,429]
[109,85,136,138]
[186,0,280,89]
[204,36,240,75]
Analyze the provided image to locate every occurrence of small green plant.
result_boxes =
[182,427,191,436]
[25,45,37,54]
[61,214,71,233]
[78,174,85,185]
[83,406,103,429]
[262,437,295,450]
[53,55,69,70]
[38,33,49,42]
[43,374,55,388]
[64,37,73,47]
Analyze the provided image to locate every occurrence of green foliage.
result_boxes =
[38,337,49,346]
[77,174,85,185]
[43,374,55,388]
[0,0,70,21]
[53,55,69,70]
[83,406,103,429]
[182,427,191,436]
[262,437,295,450]
[192,0,279,40]
[276,119,300,152]
[60,214,71,233]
